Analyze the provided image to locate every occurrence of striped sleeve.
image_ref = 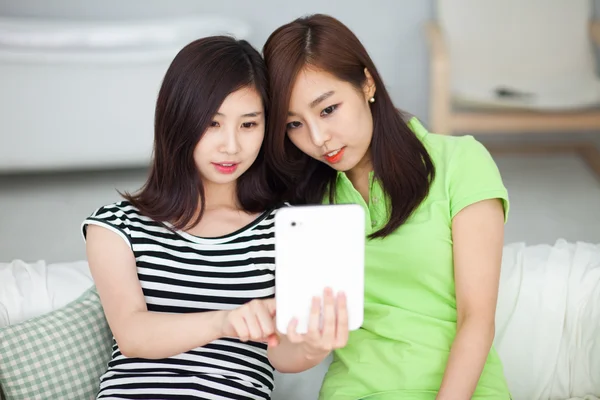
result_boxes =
[81,201,133,249]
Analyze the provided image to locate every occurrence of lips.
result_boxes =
[212,162,239,174]
[323,147,345,164]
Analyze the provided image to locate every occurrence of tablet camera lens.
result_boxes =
[291,221,296,227]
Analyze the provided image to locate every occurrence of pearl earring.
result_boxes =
[369,97,375,103]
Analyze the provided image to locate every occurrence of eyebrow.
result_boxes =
[215,111,262,117]
[310,91,335,108]
[288,91,335,116]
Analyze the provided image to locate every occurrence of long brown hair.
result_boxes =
[263,14,435,238]
[122,36,281,230]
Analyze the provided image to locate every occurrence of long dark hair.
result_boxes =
[263,14,435,239]
[122,36,280,230]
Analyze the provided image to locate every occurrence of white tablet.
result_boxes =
[274,204,365,334]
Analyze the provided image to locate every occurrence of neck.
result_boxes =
[201,180,239,211]
[346,149,373,203]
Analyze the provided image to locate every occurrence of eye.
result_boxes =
[241,121,257,129]
[320,104,338,117]
[210,121,220,128]
[286,121,302,130]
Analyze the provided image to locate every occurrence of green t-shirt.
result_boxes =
[319,118,511,400]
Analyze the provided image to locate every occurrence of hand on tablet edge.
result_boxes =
[286,287,350,360]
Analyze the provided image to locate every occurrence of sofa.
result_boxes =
[1,240,599,400]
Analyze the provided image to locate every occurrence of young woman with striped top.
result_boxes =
[82,36,348,400]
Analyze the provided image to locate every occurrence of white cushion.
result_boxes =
[0,260,93,328]
[494,240,600,399]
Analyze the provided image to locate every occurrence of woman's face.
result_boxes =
[194,86,265,186]
[285,67,376,174]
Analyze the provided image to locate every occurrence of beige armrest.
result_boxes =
[425,21,448,66]
[424,21,451,134]
[592,20,600,47]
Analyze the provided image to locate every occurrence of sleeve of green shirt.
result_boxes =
[447,136,509,222]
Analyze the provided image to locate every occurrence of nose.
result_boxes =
[308,122,331,148]
[221,128,240,155]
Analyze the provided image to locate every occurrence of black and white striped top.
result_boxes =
[82,201,278,400]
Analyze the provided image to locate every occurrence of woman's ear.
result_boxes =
[363,68,376,101]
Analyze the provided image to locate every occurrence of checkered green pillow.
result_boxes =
[0,286,113,400]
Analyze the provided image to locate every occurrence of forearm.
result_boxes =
[267,338,329,373]
[437,317,495,400]
[116,310,226,359]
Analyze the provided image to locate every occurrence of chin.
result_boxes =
[326,164,347,172]
[328,159,359,173]
[205,173,241,186]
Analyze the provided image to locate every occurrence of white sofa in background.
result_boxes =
[1,240,599,400]
[0,15,251,173]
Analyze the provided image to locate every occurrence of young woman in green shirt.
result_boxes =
[263,14,512,400]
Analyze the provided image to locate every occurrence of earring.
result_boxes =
[369,97,375,103]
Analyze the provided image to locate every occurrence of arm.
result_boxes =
[437,198,505,399]
[86,225,276,359]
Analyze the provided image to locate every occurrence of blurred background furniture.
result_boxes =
[427,0,600,178]
[0,15,250,173]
